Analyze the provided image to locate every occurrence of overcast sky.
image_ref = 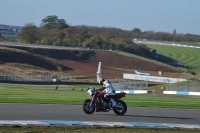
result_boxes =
[1,0,200,35]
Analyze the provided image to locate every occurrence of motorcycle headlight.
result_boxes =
[87,87,95,96]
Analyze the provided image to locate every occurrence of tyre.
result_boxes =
[113,100,127,115]
[82,99,95,114]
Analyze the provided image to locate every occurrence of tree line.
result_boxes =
[17,15,200,58]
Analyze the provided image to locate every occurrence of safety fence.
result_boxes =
[112,80,148,91]
[0,74,76,82]
[166,80,200,92]
[1,73,200,93]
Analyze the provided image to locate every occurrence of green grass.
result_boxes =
[145,44,200,76]
[0,83,200,109]
[116,51,179,72]
[0,83,100,104]
[0,126,199,133]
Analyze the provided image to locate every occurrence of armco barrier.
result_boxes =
[163,91,200,96]
[0,120,200,129]
[116,90,147,94]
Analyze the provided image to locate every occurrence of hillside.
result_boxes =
[145,44,200,77]
[0,46,185,80]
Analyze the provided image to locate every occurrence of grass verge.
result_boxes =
[0,126,199,133]
[0,83,200,109]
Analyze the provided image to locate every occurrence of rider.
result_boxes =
[98,77,120,108]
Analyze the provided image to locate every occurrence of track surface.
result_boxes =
[0,103,199,125]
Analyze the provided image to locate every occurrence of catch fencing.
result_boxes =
[0,74,76,82]
[1,73,199,92]
[0,74,148,90]
[166,80,200,92]
[112,80,148,90]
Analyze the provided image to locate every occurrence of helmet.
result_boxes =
[98,77,105,85]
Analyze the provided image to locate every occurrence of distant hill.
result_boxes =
[0,46,186,80]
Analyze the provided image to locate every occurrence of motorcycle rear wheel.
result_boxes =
[82,99,95,114]
[113,100,127,115]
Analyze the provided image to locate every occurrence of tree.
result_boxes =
[132,28,142,33]
[118,38,125,44]
[41,15,69,29]
[18,23,40,44]
[15,28,19,34]
[99,33,111,41]
[173,29,177,36]
[173,29,177,42]
[132,28,142,38]
[57,19,69,29]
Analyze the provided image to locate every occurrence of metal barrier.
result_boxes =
[0,74,76,82]
[112,80,148,91]
[166,80,200,92]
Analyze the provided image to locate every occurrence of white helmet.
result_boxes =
[98,77,105,85]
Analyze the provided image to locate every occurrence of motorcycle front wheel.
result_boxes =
[82,99,95,114]
[113,100,127,115]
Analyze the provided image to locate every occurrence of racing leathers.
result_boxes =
[99,79,119,108]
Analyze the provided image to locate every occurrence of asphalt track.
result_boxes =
[0,103,199,125]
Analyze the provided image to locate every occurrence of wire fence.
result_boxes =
[166,80,200,92]
[112,80,148,90]
[1,73,200,92]
[0,74,76,82]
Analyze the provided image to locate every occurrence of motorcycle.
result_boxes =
[82,87,127,115]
